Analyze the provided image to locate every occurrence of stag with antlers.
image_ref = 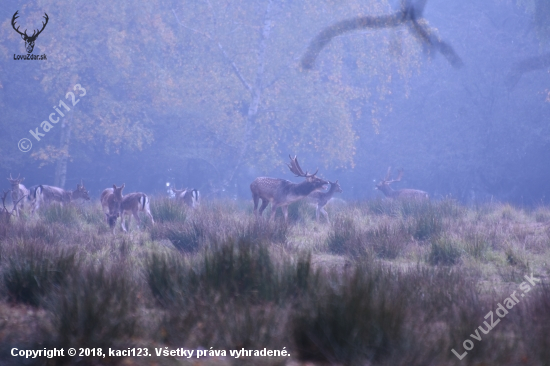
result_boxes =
[376,167,428,200]
[11,11,49,54]
[250,155,328,222]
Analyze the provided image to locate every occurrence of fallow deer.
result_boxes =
[100,184,125,228]
[7,174,30,217]
[376,167,428,200]
[33,181,91,212]
[117,192,155,232]
[307,180,343,223]
[171,187,200,208]
[0,190,24,224]
[250,155,328,222]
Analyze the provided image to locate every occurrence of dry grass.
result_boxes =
[0,198,549,365]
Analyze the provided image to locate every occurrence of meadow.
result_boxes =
[0,197,549,365]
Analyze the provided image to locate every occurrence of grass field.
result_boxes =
[0,198,549,365]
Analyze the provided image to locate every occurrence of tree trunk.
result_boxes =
[53,114,72,188]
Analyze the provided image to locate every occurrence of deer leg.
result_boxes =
[258,199,269,217]
[121,213,128,232]
[315,205,320,222]
[269,204,278,221]
[282,205,289,222]
[146,210,154,224]
[133,210,141,230]
[252,194,259,216]
[320,206,329,223]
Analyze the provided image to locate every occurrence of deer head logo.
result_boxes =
[11,11,49,54]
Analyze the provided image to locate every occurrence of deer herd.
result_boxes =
[2,157,428,230]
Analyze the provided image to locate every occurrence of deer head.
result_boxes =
[12,11,49,54]
[7,173,25,187]
[74,180,91,201]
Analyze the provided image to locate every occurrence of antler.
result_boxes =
[385,168,404,184]
[1,191,9,213]
[287,155,318,178]
[11,11,48,39]
[31,13,49,39]
[11,11,26,37]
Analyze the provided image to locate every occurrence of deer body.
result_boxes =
[7,175,29,217]
[251,155,328,222]
[100,184,125,228]
[33,183,90,211]
[307,180,343,223]
[376,168,428,200]
[118,192,154,232]
[171,188,200,208]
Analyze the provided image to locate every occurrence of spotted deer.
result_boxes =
[118,192,154,232]
[250,155,328,222]
[100,184,125,228]
[307,180,343,223]
[33,181,91,212]
[7,174,30,217]
[171,187,200,208]
[376,167,428,200]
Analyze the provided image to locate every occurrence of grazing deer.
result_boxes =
[0,190,24,224]
[171,187,200,208]
[33,181,91,212]
[100,184,125,228]
[250,155,328,222]
[376,167,428,200]
[307,180,343,223]
[7,174,30,217]
[118,192,154,232]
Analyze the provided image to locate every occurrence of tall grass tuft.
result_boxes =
[291,262,408,364]
[326,215,368,258]
[41,204,81,227]
[150,197,187,223]
[1,241,78,306]
[427,236,462,265]
[44,262,138,352]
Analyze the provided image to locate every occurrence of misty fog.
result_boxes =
[1,0,549,205]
